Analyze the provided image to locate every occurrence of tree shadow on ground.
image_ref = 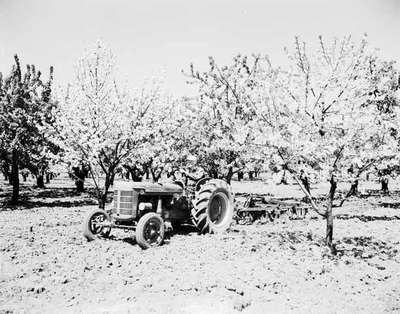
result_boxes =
[379,201,400,209]
[1,197,97,211]
[265,230,316,244]
[335,214,400,222]
[242,229,398,261]
[34,187,82,199]
[1,186,96,199]
[0,185,100,211]
[358,189,400,198]
[335,236,399,260]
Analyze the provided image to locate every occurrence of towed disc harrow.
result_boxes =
[235,193,309,225]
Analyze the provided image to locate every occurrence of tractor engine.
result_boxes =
[110,181,189,223]
[112,189,139,220]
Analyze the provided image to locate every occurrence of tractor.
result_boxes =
[82,175,234,249]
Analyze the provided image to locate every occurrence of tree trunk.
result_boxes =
[209,169,218,179]
[76,178,84,193]
[349,179,359,196]
[151,168,162,182]
[125,165,142,182]
[98,193,107,209]
[132,170,142,182]
[11,151,19,204]
[98,173,112,209]
[1,161,10,182]
[45,173,51,184]
[279,170,288,185]
[143,164,150,180]
[225,167,233,185]
[248,171,254,180]
[381,177,389,194]
[326,176,337,253]
[2,168,9,181]
[73,166,87,193]
[36,175,45,188]
[301,175,311,194]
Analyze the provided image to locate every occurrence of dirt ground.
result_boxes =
[0,177,399,313]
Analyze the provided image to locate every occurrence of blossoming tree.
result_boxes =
[183,55,267,183]
[57,43,163,208]
[254,36,398,251]
[0,55,55,203]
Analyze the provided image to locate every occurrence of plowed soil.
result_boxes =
[0,178,399,313]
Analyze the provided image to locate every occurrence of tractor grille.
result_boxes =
[113,190,138,217]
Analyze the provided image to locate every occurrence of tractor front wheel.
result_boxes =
[135,213,165,249]
[83,209,112,241]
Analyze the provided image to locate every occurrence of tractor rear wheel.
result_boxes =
[192,179,234,234]
[135,213,165,249]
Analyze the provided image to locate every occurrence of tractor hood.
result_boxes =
[113,181,183,195]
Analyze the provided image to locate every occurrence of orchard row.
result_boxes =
[1,36,399,249]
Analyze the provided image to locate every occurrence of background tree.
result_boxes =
[183,55,265,183]
[21,135,60,188]
[368,60,400,193]
[56,43,164,208]
[253,36,398,252]
[116,95,193,183]
[0,55,55,203]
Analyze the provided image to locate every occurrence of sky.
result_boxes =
[1,0,400,95]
